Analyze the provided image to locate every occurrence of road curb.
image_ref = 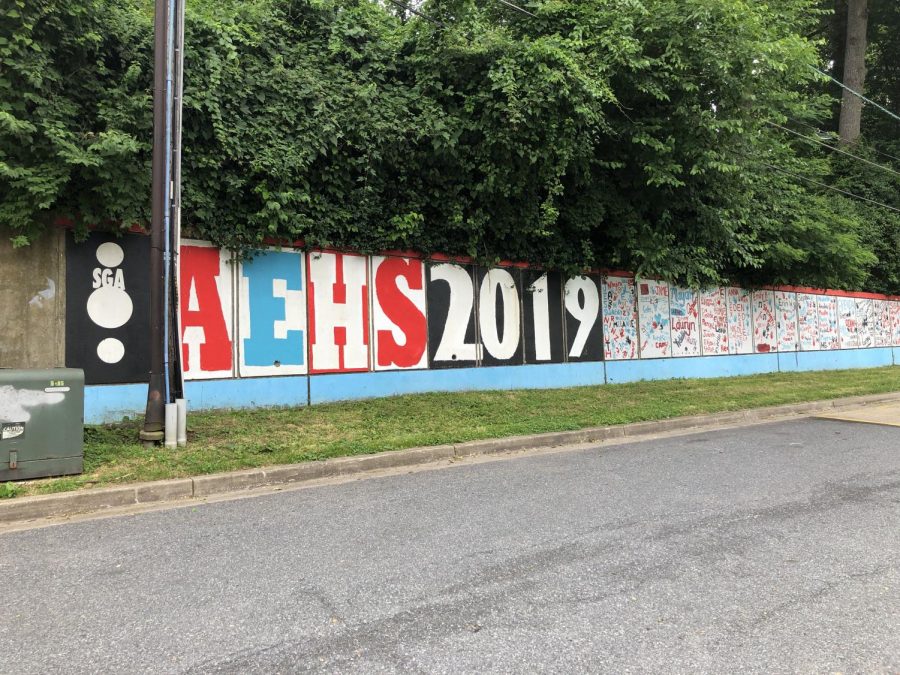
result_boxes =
[4,391,900,525]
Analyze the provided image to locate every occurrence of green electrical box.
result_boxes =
[0,368,84,481]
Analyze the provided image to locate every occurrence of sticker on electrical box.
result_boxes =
[1,423,26,441]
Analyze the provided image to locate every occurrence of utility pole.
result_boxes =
[142,0,185,445]
[141,0,170,446]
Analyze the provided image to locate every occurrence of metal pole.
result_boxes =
[141,0,171,445]
[161,0,176,407]
[169,0,186,401]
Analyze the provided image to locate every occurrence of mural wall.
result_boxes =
[63,233,900,387]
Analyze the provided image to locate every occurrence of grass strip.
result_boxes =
[3,366,899,499]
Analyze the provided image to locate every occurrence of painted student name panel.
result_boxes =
[892,302,900,347]
[602,276,638,360]
[370,256,428,371]
[700,288,728,356]
[817,295,840,350]
[636,278,671,359]
[752,290,776,353]
[670,286,700,357]
[855,298,875,349]
[774,291,798,352]
[797,293,819,351]
[180,240,234,380]
[873,300,892,348]
[726,288,753,355]
[837,296,858,349]
[238,248,307,377]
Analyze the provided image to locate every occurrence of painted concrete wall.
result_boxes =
[0,229,66,369]
[8,231,900,423]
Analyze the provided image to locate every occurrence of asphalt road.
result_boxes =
[3,417,900,674]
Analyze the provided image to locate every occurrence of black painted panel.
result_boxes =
[564,274,604,362]
[426,262,478,369]
[476,267,524,367]
[522,270,564,364]
[65,232,151,384]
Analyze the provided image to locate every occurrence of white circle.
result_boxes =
[96,242,125,268]
[86,286,133,328]
[97,338,125,364]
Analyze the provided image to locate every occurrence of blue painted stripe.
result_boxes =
[795,347,894,371]
[84,383,148,424]
[84,350,899,422]
[777,350,799,372]
[309,362,606,404]
[605,353,778,383]
[184,376,309,411]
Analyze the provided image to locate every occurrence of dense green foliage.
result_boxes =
[0,0,897,289]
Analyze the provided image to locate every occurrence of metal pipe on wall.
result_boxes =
[170,0,186,403]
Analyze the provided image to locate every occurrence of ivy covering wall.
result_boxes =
[1,0,898,290]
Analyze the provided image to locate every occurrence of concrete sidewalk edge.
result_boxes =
[3,391,900,525]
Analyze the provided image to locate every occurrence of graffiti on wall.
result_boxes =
[816,295,840,350]
[700,288,728,356]
[65,232,150,384]
[838,296,858,349]
[797,294,819,351]
[874,300,893,348]
[637,279,670,359]
[892,303,900,348]
[670,286,700,357]
[752,290,777,353]
[726,288,753,355]
[775,291,798,353]
[855,298,875,350]
[602,276,638,360]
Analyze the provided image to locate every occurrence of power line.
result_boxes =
[766,121,900,179]
[495,0,538,19]
[736,153,900,215]
[385,0,446,28]
[809,65,900,125]
[785,116,900,165]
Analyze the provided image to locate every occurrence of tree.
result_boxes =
[838,0,868,144]
[0,0,888,291]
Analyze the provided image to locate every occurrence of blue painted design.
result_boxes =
[309,363,606,404]
[242,251,305,367]
[605,353,779,383]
